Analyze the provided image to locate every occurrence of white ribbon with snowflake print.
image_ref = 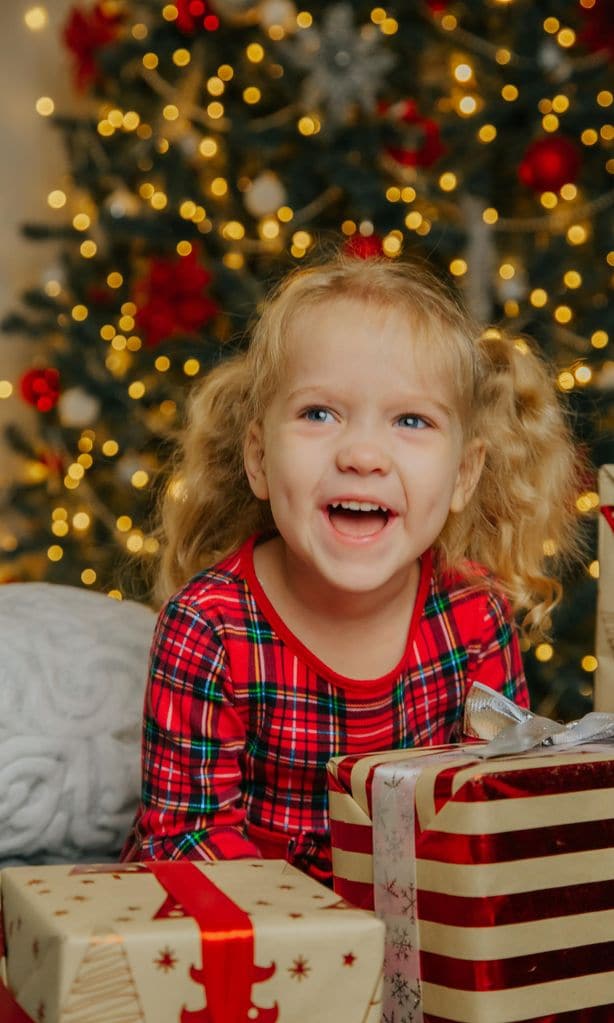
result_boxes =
[372,750,463,1023]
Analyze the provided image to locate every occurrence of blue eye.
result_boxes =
[303,407,334,423]
[397,414,428,429]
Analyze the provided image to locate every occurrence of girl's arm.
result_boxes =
[122,598,261,862]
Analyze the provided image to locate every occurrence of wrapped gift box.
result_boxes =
[596,464,614,712]
[0,859,385,1023]
[327,744,614,1022]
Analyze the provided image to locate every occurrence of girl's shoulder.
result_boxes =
[163,536,255,618]
[430,557,512,618]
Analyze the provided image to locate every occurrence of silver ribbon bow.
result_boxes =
[463,681,614,758]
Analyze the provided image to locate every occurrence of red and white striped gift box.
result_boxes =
[327,743,614,1022]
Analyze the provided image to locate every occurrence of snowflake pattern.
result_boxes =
[399,884,417,921]
[281,3,395,125]
[390,972,411,1007]
[383,827,406,859]
[390,925,414,961]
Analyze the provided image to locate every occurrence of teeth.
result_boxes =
[330,501,387,513]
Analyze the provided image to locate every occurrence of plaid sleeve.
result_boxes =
[122,597,261,862]
[468,590,530,709]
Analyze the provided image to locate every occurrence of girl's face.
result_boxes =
[244,296,483,609]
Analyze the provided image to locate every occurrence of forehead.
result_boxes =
[282,295,464,395]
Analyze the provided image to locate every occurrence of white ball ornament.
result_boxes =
[243,172,287,218]
[259,0,297,32]
[57,387,101,428]
[104,187,141,219]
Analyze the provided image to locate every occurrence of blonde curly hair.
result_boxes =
[156,254,584,639]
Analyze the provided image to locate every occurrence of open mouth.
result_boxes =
[327,500,392,538]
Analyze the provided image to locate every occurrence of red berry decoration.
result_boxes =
[134,247,219,347]
[19,368,61,413]
[381,99,446,169]
[175,0,220,33]
[343,235,384,259]
[63,2,122,90]
[518,136,581,193]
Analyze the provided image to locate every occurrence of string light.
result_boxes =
[24,6,48,30]
[48,190,66,209]
[449,259,468,276]
[380,18,398,35]
[36,97,54,116]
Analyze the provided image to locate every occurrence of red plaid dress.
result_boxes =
[122,533,528,878]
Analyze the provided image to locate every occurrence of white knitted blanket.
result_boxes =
[0,583,155,864]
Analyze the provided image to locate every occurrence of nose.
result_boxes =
[336,437,392,475]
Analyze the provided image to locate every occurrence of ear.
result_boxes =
[450,438,485,514]
[243,421,269,501]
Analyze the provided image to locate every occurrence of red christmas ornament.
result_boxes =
[579,0,614,57]
[63,3,122,91]
[343,234,384,259]
[175,0,220,33]
[380,99,446,169]
[134,247,219,347]
[19,368,61,413]
[518,136,582,193]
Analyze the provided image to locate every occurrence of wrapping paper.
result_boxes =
[327,744,614,1022]
[0,859,384,1023]
[596,464,614,712]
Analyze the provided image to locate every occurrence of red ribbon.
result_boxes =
[148,861,261,1023]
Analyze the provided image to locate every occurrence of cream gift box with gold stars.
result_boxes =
[0,860,385,1023]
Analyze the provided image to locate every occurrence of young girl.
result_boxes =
[122,254,581,881]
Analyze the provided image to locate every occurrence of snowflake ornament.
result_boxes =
[282,3,396,126]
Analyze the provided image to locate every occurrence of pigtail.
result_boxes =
[156,354,274,600]
[441,330,584,639]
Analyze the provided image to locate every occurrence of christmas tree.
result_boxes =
[1,0,612,719]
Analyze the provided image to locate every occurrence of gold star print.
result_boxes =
[288,955,310,981]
